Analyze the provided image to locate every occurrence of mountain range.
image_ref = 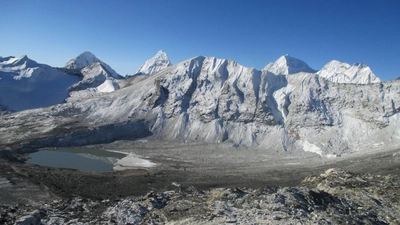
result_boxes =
[0,50,398,158]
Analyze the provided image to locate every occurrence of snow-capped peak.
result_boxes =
[132,50,172,76]
[64,51,98,70]
[154,50,170,61]
[0,55,39,71]
[0,56,18,64]
[65,51,122,79]
[263,55,317,75]
[317,60,381,84]
[0,54,81,111]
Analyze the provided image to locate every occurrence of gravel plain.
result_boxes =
[1,140,400,224]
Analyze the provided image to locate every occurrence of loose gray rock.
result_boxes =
[1,168,399,224]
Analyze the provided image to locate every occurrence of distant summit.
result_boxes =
[263,55,317,75]
[132,50,172,76]
[0,55,40,74]
[0,55,80,111]
[65,51,99,70]
[317,60,381,84]
[65,51,122,79]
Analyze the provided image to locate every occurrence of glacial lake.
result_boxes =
[26,148,127,172]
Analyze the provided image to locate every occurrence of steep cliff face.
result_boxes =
[284,73,400,156]
[0,55,399,157]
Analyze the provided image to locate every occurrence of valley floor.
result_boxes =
[86,140,400,189]
[0,142,399,224]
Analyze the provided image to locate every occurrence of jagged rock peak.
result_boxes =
[65,51,122,79]
[132,50,172,76]
[317,60,381,84]
[263,54,317,75]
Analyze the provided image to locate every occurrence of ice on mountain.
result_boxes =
[97,79,120,93]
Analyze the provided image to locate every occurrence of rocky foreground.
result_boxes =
[1,168,399,225]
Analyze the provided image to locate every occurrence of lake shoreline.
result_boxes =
[1,142,399,204]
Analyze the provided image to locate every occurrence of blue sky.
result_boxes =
[1,0,399,80]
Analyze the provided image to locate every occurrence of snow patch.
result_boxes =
[0,56,18,65]
[113,153,157,171]
[97,80,119,93]
[299,140,323,156]
[325,154,338,158]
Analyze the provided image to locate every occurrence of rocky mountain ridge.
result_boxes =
[0,52,399,157]
[0,51,172,112]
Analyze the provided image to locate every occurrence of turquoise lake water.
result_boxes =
[26,148,126,172]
